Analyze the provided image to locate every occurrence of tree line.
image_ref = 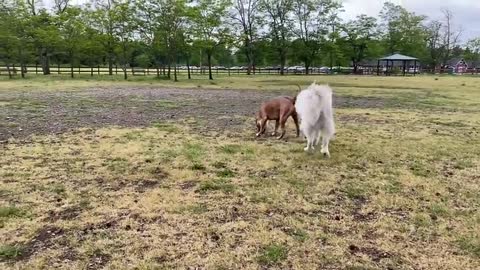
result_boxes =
[1,0,479,80]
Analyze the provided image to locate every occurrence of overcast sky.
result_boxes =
[42,0,479,42]
[342,0,479,42]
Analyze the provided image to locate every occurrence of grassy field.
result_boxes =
[1,75,480,269]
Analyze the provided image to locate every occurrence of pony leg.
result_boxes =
[320,136,331,157]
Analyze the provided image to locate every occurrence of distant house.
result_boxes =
[454,59,468,74]
[446,58,480,72]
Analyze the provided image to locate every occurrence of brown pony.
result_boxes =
[255,96,299,139]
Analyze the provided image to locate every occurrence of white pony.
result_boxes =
[295,82,335,156]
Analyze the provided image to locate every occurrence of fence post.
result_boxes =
[115,65,118,75]
[58,63,60,74]
[97,65,100,75]
[36,64,38,74]
[79,66,81,75]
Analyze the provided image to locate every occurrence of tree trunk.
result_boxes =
[187,56,191,80]
[107,41,113,75]
[122,43,128,80]
[280,50,286,76]
[108,55,113,75]
[21,63,25,78]
[305,61,310,75]
[207,52,213,80]
[41,48,50,75]
[167,63,171,79]
[174,56,178,82]
[70,54,74,78]
[91,66,94,76]
[245,43,252,75]
[199,49,203,74]
[18,47,25,78]
[156,66,160,78]
[6,63,12,79]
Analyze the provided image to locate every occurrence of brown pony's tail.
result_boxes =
[292,84,302,104]
[296,84,302,92]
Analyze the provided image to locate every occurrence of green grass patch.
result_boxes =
[49,183,67,196]
[198,179,236,194]
[0,206,26,219]
[216,168,235,178]
[456,235,480,257]
[257,243,288,266]
[219,144,243,154]
[429,203,450,219]
[412,213,432,228]
[286,228,308,242]
[409,160,434,177]
[152,122,179,133]
[104,157,130,174]
[156,100,179,109]
[190,163,207,171]
[183,143,204,162]
[0,245,24,261]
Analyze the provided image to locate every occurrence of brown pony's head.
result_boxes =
[255,111,262,132]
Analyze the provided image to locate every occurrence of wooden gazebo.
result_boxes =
[377,54,419,76]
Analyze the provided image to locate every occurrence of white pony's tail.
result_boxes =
[295,82,335,136]
[313,83,335,137]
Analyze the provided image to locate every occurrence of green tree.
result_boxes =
[190,0,232,80]
[465,38,480,64]
[158,0,188,81]
[0,3,17,78]
[231,0,262,74]
[425,20,443,69]
[292,0,342,74]
[380,2,427,59]
[58,7,86,78]
[110,1,136,80]
[87,0,118,75]
[0,1,35,78]
[260,0,293,75]
[136,0,165,77]
[341,15,378,73]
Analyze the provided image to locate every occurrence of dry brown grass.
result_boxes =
[1,75,480,269]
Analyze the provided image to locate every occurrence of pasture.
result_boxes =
[1,75,480,269]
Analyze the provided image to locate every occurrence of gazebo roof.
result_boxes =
[379,54,418,61]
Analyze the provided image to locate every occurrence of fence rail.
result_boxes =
[0,65,333,76]
[1,65,480,77]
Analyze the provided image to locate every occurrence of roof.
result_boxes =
[379,54,418,61]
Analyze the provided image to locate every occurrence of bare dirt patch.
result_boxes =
[7,226,66,262]
[0,86,388,141]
